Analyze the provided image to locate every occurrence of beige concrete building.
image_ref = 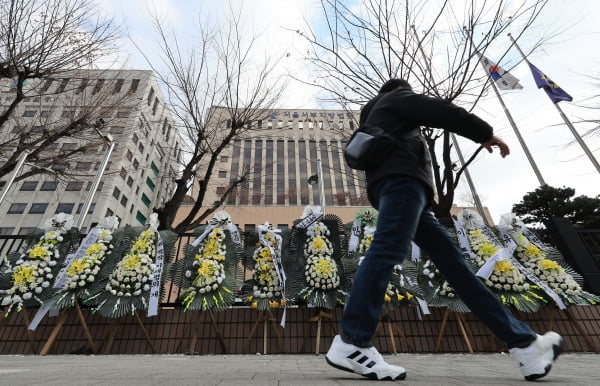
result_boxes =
[175,106,493,231]
[0,69,182,234]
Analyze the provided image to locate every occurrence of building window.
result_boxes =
[129,79,140,93]
[40,110,51,117]
[146,177,155,191]
[138,142,144,153]
[62,110,76,118]
[92,78,104,94]
[19,227,37,235]
[113,79,124,94]
[0,227,15,235]
[51,163,68,171]
[29,203,48,214]
[220,155,229,162]
[116,110,129,118]
[56,203,75,214]
[136,211,147,225]
[147,87,154,105]
[277,120,283,128]
[218,170,227,178]
[216,186,226,195]
[22,110,36,117]
[76,203,96,214]
[75,162,92,170]
[7,203,27,214]
[132,133,139,144]
[126,149,133,161]
[62,142,77,150]
[20,181,39,191]
[133,159,139,169]
[66,181,84,191]
[105,208,114,217]
[120,195,128,207]
[75,78,88,94]
[127,176,134,187]
[152,98,159,115]
[150,162,159,176]
[120,167,127,179]
[287,120,293,129]
[40,181,58,191]
[141,193,151,208]
[112,187,121,199]
[86,181,103,191]
[57,78,69,92]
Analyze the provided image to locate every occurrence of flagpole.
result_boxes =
[411,25,488,223]
[508,33,600,175]
[553,103,600,174]
[476,55,546,186]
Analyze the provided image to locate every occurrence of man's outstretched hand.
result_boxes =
[482,135,510,158]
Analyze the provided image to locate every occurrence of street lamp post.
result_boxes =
[75,124,114,229]
[0,150,30,207]
[307,158,326,215]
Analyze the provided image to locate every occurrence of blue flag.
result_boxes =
[528,63,573,104]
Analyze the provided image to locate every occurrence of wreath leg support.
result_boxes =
[243,310,283,354]
[434,309,474,354]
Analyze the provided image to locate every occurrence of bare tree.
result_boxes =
[0,0,119,180]
[292,0,552,219]
[139,8,287,232]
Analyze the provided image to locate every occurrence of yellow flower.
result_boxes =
[258,270,272,283]
[406,292,413,300]
[132,239,149,253]
[251,301,258,309]
[397,293,405,301]
[198,260,218,277]
[85,243,104,255]
[140,230,154,240]
[258,248,272,261]
[67,259,87,276]
[540,259,561,270]
[494,260,514,274]
[99,229,111,238]
[123,254,141,270]
[203,239,220,256]
[525,244,541,258]
[311,237,326,251]
[269,300,279,308]
[29,246,47,259]
[471,229,482,237]
[246,295,254,302]
[384,294,391,302]
[314,258,335,277]
[13,265,36,287]
[479,242,498,257]
[279,299,286,306]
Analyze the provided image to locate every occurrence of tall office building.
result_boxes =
[178,106,369,230]
[0,69,182,234]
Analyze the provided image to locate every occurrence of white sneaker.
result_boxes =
[325,335,407,381]
[509,331,563,381]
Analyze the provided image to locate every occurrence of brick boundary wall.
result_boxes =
[1,305,598,355]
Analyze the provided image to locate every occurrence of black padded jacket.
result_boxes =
[359,88,494,206]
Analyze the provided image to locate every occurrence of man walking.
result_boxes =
[325,79,563,381]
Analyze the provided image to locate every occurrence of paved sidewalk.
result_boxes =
[0,353,598,385]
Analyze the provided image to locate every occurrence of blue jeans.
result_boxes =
[341,176,537,349]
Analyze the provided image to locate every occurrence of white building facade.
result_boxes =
[0,69,182,234]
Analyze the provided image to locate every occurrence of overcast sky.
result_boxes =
[99,0,600,224]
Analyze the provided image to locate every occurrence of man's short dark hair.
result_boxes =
[379,78,412,93]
